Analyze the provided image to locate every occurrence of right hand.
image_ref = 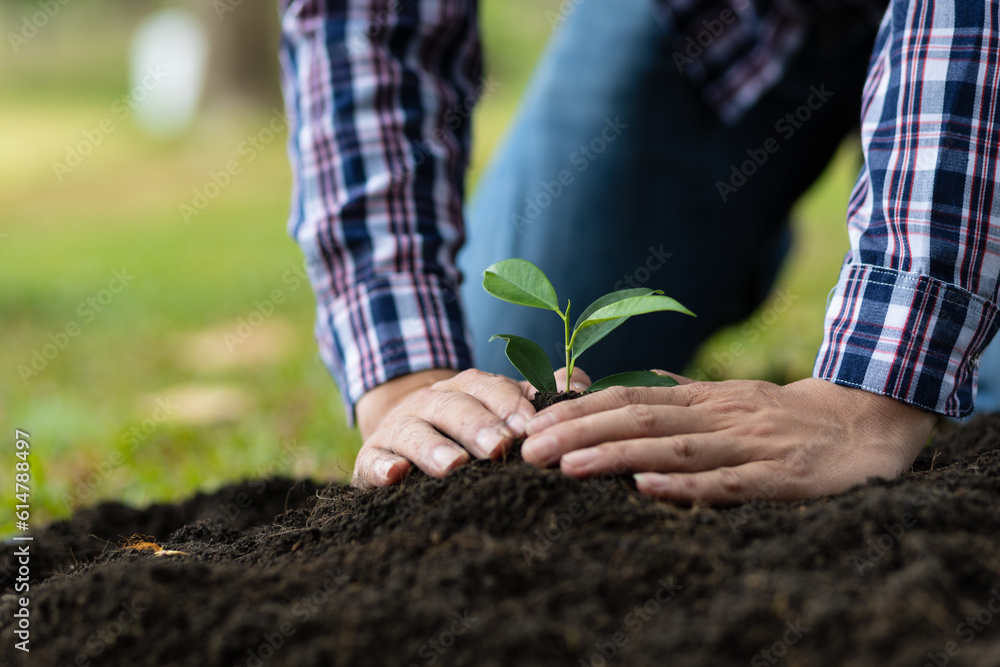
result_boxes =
[352,366,591,489]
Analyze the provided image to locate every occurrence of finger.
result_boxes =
[526,384,695,436]
[351,447,412,489]
[444,369,535,440]
[522,404,711,467]
[518,380,538,400]
[633,460,793,505]
[376,415,472,477]
[560,432,757,477]
[554,366,592,392]
[422,390,522,459]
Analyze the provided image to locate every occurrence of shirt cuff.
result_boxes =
[813,264,1000,417]
[314,272,474,426]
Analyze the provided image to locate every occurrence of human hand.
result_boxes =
[352,366,591,489]
[520,376,937,504]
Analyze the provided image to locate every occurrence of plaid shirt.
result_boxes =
[814,2,1000,417]
[279,0,1000,422]
[664,0,886,122]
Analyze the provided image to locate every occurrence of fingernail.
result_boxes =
[505,413,528,436]
[634,473,670,492]
[562,448,598,471]
[526,412,557,435]
[433,446,464,472]
[571,382,588,392]
[523,434,556,465]
[476,428,504,457]
[378,459,397,482]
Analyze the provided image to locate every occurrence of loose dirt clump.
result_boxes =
[3,417,1000,667]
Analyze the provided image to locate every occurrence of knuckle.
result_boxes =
[625,404,658,431]
[411,386,437,406]
[429,390,464,424]
[671,436,696,463]
[608,385,644,407]
[711,395,752,415]
[386,415,421,447]
[479,373,515,399]
[606,446,632,471]
[746,381,778,407]
[454,368,480,384]
[742,418,777,440]
[718,467,744,494]
[673,474,697,494]
[681,381,713,404]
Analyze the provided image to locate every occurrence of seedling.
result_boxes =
[482,258,695,394]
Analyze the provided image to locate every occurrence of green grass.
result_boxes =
[1,0,857,537]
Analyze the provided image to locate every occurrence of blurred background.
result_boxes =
[1,0,858,535]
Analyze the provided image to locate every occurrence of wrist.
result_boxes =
[802,377,937,457]
[356,368,461,440]
[805,377,936,420]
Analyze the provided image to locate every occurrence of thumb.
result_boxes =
[554,366,592,392]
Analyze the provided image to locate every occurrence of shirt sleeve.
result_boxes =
[814,1,1000,417]
[278,0,482,424]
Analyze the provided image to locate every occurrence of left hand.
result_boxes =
[520,375,937,504]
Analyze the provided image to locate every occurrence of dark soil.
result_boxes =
[531,390,588,411]
[3,414,1000,667]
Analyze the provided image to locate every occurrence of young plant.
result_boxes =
[482,258,695,394]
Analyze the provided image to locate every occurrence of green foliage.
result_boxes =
[571,287,657,362]
[586,371,679,393]
[488,334,557,393]
[481,259,559,311]
[482,259,695,393]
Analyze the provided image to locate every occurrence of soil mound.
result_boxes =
[3,417,1000,666]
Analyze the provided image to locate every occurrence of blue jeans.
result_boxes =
[459,0,1000,412]
[973,343,1000,415]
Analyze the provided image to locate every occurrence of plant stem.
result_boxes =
[567,333,582,387]
[563,300,573,389]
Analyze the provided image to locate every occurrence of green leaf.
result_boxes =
[586,371,679,393]
[482,259,560,311]
[573,288,660,330]
[489,334,557,393]
[579,294,695,329]
[571,288,659,362]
